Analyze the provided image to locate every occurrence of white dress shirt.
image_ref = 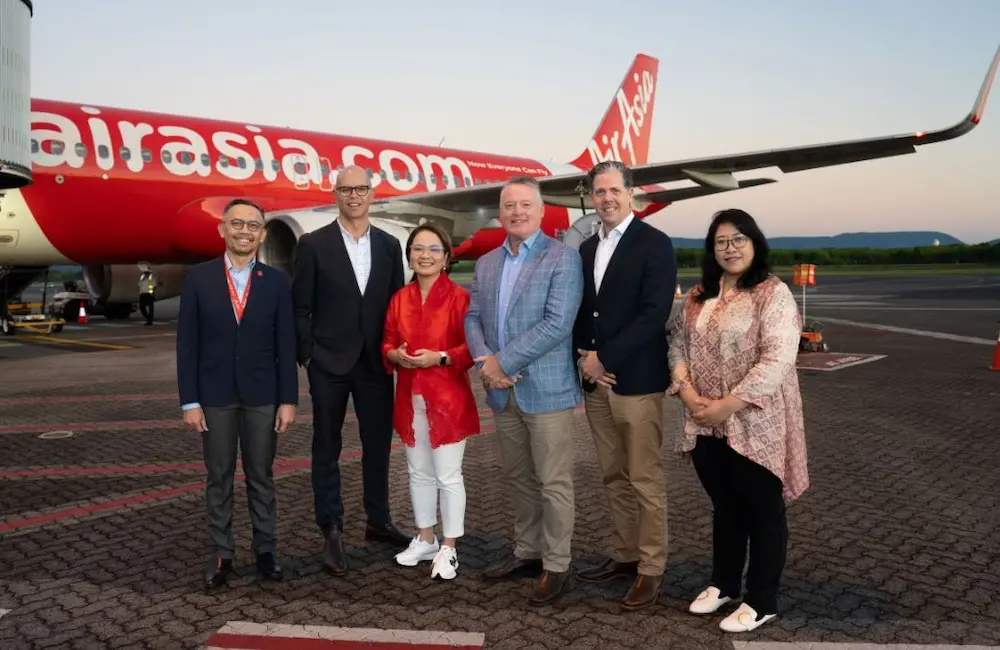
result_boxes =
[593,212,635,293]
[337,218,371,294]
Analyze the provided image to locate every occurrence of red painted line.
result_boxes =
[0,445,406,533]
[0,458,311,479]
[205,633,481,650]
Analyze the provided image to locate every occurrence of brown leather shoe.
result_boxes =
[620,574,663,611]
[481,552,543,581]
[576,558,639,583]
[322,527,347,576]
[530,569,570,606]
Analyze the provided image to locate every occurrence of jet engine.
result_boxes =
[259,205,417,283]
[82,263,188,318]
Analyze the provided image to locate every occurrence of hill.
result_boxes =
[668,231,963,250]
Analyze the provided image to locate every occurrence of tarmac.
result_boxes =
[0,273,998,649]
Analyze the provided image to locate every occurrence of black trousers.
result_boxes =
[691,435,788,615]
[201,404,278,559]
[139,293,154,324]
[307,354,395,532]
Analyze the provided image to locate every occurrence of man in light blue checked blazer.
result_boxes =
[464,175,584,606]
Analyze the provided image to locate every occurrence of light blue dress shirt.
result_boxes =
[496,228,540,350]
[182,254,257,411]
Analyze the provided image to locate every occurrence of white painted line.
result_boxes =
[798,354,887,371]
[207,621,486,647]
[811,317,995,346]
[733,641,1000,650]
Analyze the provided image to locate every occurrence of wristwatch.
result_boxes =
[439,351,449,366]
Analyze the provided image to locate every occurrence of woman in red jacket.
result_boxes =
[382,222,481,580]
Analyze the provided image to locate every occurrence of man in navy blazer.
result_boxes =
[176,198,298,589]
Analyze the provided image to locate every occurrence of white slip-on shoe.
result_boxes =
[431,545,459,580]
[719,602,776,632]
[688,585,732,614]
[394,536,439,567]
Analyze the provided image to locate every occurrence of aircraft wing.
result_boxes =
[378,44,997,215]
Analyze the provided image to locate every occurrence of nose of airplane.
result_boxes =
[0,188,72,266]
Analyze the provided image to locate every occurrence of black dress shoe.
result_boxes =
[481,552,544,581]
[205,556,233,589]
[364,520,411,548]
[323,526,347,576]
[256,552,283,581]
[576,558,639,584]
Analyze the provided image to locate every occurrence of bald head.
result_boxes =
[335,164,374,224]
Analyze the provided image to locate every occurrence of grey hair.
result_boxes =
[501,174,543,204]
[587,160,634,191]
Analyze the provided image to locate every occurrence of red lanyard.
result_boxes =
[225,265,253,323]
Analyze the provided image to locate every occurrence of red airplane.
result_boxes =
[0,47,996,324]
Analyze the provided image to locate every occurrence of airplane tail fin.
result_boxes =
[569,53,659,171]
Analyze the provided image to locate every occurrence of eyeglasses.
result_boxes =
[227,219,264,232]
[714,234,750,251]
[411,244,445,256]
[336,185,371,197]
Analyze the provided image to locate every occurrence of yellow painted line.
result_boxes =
[23,335,133,351]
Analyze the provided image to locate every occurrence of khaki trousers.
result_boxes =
[584,384,667,576]
[493,391,575,573]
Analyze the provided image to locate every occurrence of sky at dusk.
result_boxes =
[27,0,1000,244]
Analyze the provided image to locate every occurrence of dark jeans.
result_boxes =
[307,355,395,532]
[691,435,788,615]
[202,404,278,558]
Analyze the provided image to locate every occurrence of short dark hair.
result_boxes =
[405,222,453,276]
[587,160,633,191]
[695,209,772,303]
[223,198,264,220]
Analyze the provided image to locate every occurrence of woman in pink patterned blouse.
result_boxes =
[667,209,808,634]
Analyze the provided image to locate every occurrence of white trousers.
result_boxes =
[405,395,467,539]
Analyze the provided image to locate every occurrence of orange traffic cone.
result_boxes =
[674,283,682,298]
[77,302,88,324]
[990,325,1000,371]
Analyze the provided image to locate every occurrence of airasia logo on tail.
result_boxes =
[584,69,655,167]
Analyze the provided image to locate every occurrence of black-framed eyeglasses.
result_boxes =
[227,219,264,232]
[715,234,750,251]
[336,185,371,197]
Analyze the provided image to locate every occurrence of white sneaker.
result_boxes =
[394,536,439,567]
[430,545,459,580]
[688,585,732,614]
[719,603,776,633]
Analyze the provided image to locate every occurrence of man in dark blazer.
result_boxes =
[572,161,677,611]
[292,164,409,577]
[176,198,298,589]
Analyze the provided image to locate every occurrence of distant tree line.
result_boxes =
[674,242,1000,267]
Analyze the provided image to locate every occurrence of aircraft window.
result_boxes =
[380,169,387,180]
[50,141,64,155]
[30,139,38,153]
[365,168,373,178]
[294,161,307,175]
[254,158,264,171]
[184,152,197,164]
[237,157,247,169]
[220,157,229,168]
[430,174,436,185]
[463,176,470,186]
[271,160,280,172]
[74,143,87,158]
[162,150,173,164]
[393,170,400,181]
[119,146,130,161]
[320,162,330,175]
[337,164,344,172]
[419,173,425,183]
[201,153,210,166]
[142,148,152,162]
[98,145,109,159]
[406,171,413,182]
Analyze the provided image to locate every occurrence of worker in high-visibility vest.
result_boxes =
[138,269,155,326]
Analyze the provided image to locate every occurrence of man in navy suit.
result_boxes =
[176,198,298,589]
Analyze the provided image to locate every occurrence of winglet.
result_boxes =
[970,44,998,125]
[918,44,998,143]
